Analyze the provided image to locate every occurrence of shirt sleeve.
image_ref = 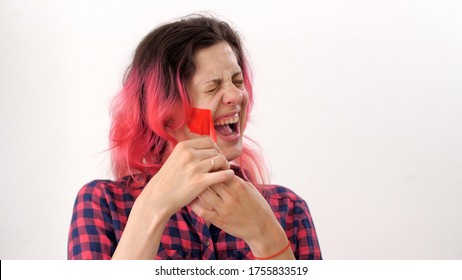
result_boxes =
[67,181,116,260]
[292,198,322,260]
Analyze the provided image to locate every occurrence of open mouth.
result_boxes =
[214,114,239,137]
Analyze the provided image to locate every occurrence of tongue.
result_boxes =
[215,124,233,136]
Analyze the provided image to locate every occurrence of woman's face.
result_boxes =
[184,41,249,161]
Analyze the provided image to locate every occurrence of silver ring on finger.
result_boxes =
[210,158,215,171]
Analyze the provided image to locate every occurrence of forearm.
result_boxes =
[112,198,171,260]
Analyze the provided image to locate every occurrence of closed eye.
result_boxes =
[233,80,244,87]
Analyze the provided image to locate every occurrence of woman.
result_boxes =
[68,15,322,260]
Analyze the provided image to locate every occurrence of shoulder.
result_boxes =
[77,179,124,197]
[259,184,305,203]
[71,177,140,225]
[74,176,141,206]
[258,184,312,214]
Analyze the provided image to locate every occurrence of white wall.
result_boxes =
[1,0,461,259]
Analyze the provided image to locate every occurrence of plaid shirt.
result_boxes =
[68,170,322,260]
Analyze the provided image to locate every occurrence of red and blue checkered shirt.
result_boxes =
[68,169,322,260]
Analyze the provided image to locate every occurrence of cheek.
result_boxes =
[189,94,201,108]
[191,95,221,113]
[241,91,250,121]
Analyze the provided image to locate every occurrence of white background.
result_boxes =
[1,0,461,259]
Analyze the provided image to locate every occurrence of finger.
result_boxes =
[190,199,218,222]
[193,195,214,211]
[194,148,219,161]
[200,154,230,172]
[199,187,224,207]
[209,175,246,200]
[185,137,220,151]
[201,169,234,187]
[210,154,230,171]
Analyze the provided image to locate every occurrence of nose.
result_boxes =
[222,85,243,106]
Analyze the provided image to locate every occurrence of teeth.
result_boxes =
[214,114,239,126]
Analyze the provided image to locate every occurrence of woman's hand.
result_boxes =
[141,137,234,217]
[190,176,295,259]
[113,137,234,259]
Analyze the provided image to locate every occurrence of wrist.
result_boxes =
[251,240,292,260]
[246,223,289,258]
[137,176,180,219]
[132,192,173,228]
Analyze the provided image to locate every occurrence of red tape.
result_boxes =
[187,108,217,142]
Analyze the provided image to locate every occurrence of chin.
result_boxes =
[220,142,243,162]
